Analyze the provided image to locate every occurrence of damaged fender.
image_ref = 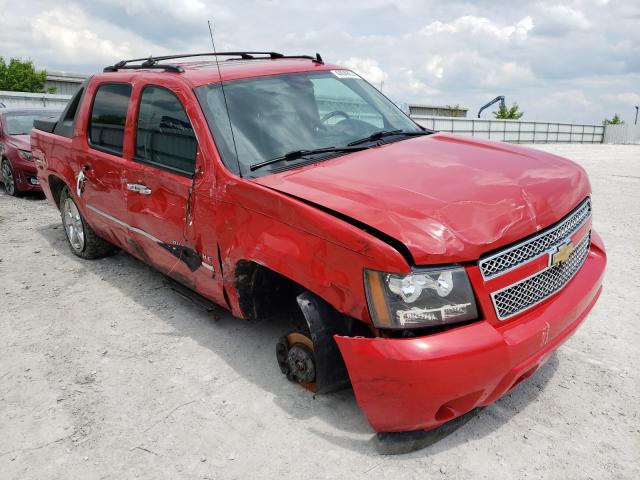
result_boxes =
[295,291,351,393]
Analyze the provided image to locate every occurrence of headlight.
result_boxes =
[364,266,478,329]
[18,150,33,161]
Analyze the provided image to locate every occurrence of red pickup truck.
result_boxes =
[31,52,606,439]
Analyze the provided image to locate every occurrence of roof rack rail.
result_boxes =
[103,62,184,73]
[103,52,324,73]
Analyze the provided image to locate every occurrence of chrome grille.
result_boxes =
[491,232,591,320]
[479,199,591,280]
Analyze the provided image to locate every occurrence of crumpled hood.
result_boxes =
[255,133,591,264]
[8,134,30,151]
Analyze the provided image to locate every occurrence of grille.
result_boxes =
[491,232,591,320]
[479,199,591,280]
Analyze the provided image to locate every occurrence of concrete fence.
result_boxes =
[0,90,71,110]
[603,123,640,145]
[411,115,605,144]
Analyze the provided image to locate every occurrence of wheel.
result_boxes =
[59,187,118,259]
[1,159,21,197]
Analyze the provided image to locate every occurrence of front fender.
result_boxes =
[216,179,410,322]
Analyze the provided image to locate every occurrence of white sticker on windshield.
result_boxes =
[331,70,360,79]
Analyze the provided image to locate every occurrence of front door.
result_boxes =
[125,84,210,292]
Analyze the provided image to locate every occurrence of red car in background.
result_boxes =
[0,108,61,196]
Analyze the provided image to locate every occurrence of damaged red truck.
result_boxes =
[31,52,606,437]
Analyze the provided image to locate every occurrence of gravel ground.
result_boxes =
[0,144,638,479]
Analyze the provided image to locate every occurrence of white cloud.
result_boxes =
[0,0,638,124]
[33,9,129,61]
[424,56,444,80]
[601,92,640,105]
[414,51,534,90]
[401,69,441,96]
[539,4,591,32]
[30,6,168,65]
[341,57,388,86]
[419,15,534,42]
[540,90,594,109]
[102,0,212,22]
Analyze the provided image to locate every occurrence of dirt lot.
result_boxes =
[0,144,638,479]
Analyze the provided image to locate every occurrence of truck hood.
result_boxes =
[254,133,591,264]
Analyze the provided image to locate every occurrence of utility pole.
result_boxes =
[635,106,639,125]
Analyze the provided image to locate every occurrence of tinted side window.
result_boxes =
[135,86,196,176]
[88,83,132,155]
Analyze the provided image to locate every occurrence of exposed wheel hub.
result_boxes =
[287,344,316,383]
[276,332,317,390]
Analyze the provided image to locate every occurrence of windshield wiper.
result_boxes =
[250,145,369,172]
[347,129,430,146]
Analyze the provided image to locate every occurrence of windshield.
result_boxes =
[5,112,57,135]
[195,70,422,176]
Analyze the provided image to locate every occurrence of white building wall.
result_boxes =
[604,124,640,144]
[0,91,71,110]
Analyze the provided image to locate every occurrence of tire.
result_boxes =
[59,187,118,259]
[1,159,22,197]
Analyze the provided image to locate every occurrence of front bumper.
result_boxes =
[336,231,606,433]
[8,154,42,192]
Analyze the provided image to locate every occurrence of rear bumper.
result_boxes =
[335,231,606,433]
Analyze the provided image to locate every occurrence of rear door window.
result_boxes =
[135,86,197,176]
[88,83,132,155]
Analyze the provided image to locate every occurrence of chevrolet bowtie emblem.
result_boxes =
[551,240,575,266]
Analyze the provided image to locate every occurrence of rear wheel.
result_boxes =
[60,187,118,259]
[1,160,21,197]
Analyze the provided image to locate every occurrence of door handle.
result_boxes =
[126,183,152,195]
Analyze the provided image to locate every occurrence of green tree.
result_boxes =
[0,57,48,93]
[446,104,465,117]
[602,114,624,125]
[493,102,524,119]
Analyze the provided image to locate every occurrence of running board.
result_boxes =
[164,276,219,312]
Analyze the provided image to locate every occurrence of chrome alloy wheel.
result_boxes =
[1,161,15,195]
[62,197,85,252]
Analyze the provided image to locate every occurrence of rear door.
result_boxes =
[77,82,133,247]
[125,83,204,290]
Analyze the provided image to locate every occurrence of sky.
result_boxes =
[1,0,638,125]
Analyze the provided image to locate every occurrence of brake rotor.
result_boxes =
[276,332,318,392]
